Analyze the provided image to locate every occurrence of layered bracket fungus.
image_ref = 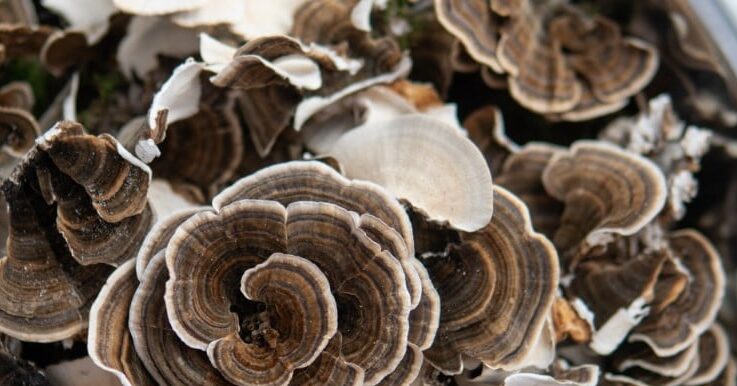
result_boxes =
[0,1,736,385]
[89,161,441,386]
[0,121,152,342]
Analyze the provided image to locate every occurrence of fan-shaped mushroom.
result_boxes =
[434,0,658,118]
[496,142,563,239]
[629,230,726,356]
[329,114,494,232]
[542,140,667,261]
[422,186,558,373]
[0,121,152,342]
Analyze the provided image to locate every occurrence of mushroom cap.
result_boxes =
[130,245,230,385]
[0,81,34,110]
[0,121,152,342]
[423,186,559,372]
[0,24,52,61]
[630,230,726,356]
[329,114,494,232]
[164,199,412,385]
[542,140,667,257]
[434,0,503,73]
[0,106,40,157]
[686,324,730,385]
[496,142,564,239]
[88,259,156,386]
[0,176,113,341]
[614,339,699,379]
[206,253,338,386]
[151,97,244,199]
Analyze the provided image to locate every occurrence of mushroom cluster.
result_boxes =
[0,0,736,385]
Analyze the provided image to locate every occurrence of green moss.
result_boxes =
[0,58,53,113]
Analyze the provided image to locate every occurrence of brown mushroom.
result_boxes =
[422,186,558,373]
[630,230,726,357]
[88,259,156,386]
[542,140,667,261]
[685,324,730,385]
[0,106,40,157]
[0,120,152,342]
[496,143,564,239]
[165,200,412,385]
[207,253,338,386]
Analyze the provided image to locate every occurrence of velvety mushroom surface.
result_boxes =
[1,1,736,386]
[0,121,152,342]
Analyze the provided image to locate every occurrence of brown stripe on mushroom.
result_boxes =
[38,121,151,224]
[212,161,422,307]
[329,114,494,232]
[542,140,667,265]
[496,142,564,239]
[164,199,411,385]
[686,324,730,385]
[0,106,40,158]
[433,0,504,73]
[290,334,365,386]
[151,95,244,199]
[207,253,338,386]
[131,248,231,385]
[630,230,726,357]
[423,186,559,372]
[88,259,156,386]
[613,340,699,379]
[0,176,113,341]
[0,82,34,110]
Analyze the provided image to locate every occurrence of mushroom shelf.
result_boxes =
[1,0,736,386]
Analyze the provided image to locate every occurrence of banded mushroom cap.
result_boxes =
[164,200,412,385]
[686,324,730,385]
[630,230,726,356]
[496,142,564,239]
[329,114,494,232]
[0,82,34,110]
[567,252,678,355]
[88,259,156,386]
[613,339,699,379]
[209,4,408,158]
[210,160,438,385]
[0,121,152,342]
[0,106,40,157]
[130,217,232,386]
[434,0,504,73]
[542,140,667,259]
[422,186,558,373]
[434,0,658,118]
[150,92,244,199]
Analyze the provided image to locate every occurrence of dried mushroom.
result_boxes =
[0,0,735,385]
[422,186,558,373]
[0,121,152,341]
[435,0,658,118]
[542,140,667,261]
